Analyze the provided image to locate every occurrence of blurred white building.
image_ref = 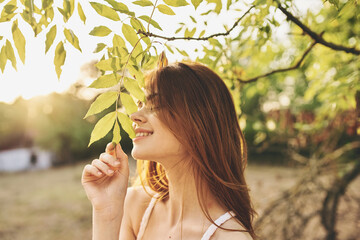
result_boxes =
[0,148,53,172]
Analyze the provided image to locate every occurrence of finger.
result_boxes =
[83,164,102,178]
[105,142,116,155]
[115,144,128,161]
[92,159,115,176]
[99,153,121,169]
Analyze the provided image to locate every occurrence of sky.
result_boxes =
[0,0,320,104]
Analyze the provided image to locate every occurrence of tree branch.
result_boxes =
[137,6,254,41]
[321,157,360,240]
[237,41,316,84]
[276,2,360,55]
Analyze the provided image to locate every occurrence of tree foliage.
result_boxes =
[0,1,359,237]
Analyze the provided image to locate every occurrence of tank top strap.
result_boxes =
[136,193,160,240]
[201,211,236,240]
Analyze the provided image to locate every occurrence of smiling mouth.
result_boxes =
[135,132,153,137]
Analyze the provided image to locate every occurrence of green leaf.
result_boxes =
[112,120,121,143]
[117,112,135,138]
[94,43,106,53]
[0,36,2,40]
[201,9,212,15]
[90,26,112,37]
[84,91,118,118]
[112,34,129,57]
[157,4,175,15]
[122,23,138,47]
[5,40,16,70]
[42,0,53,10]
[175,26,183,34]
[95,57,122,71]
[206,0,222,14]
[113,34,126,49]
[199,29,205,38]
[89,111,117,146]
[54,41,66,79]
[189,15,197,23]
[64,0,75,19]
[328,0,339,8]
[164,0,189,7]
[130,17,145,32]
[176,47,189,57]
[4,0,17,12]
[191,0,202,9]
[120,92,138,115]
[105,0,131,13]
[64,28,81,52]
[90,2,120,21]
[89,73,120,88]
[165,44,174,54]
[185,27,196,38]
[133,0,153,7]
[124,77,145,101]
[226,0,231,10]
[0,45,7,73]
[45,25,56,53]
[139,15,163,30]
[78,3,86,24]
[128,65,144,87]
[11,20,26,64]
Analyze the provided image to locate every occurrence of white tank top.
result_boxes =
[136,194,236,240]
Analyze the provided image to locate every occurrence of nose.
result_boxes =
[130,109,147,126]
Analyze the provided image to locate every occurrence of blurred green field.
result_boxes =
[0,163,92,240]
[4,160,358,240]
[0,160,302,240]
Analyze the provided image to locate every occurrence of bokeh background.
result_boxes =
[0,0,359,239]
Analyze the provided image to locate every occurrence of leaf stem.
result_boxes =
[115,36,145,114]
[147,0,159,33]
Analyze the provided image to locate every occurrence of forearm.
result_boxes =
[92,205,123,240]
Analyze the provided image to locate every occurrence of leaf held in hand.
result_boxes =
[88,111,117,146]
[120,92,138,115]
[117,112,135,138]
[84,91,118,118]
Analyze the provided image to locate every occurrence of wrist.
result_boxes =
[93,203,124,221]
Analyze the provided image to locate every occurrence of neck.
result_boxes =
[160,156,223,226]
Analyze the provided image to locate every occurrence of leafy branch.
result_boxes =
[275,1,360,55]
[237,41,317,84]
[137,6,255,41]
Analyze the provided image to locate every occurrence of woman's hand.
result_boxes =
[81,143,129,213]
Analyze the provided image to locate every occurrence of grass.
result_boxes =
[0,163,92,240]
[0,160,304,240]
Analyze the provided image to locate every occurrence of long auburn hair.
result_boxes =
[135,62,256,238]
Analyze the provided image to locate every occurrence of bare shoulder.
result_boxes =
[123,186,155,234]
[212,218,253,240]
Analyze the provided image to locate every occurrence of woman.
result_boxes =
[82,62,256,240]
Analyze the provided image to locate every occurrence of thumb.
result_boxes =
[115,144,128,163]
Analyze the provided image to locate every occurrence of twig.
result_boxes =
[275,1,360,55]
[147,0,159,33]
[137,6,254,41]
[237,41,316,83]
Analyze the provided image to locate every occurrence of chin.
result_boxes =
[131,146,152,160]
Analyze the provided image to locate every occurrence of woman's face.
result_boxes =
[130,95,185,164]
